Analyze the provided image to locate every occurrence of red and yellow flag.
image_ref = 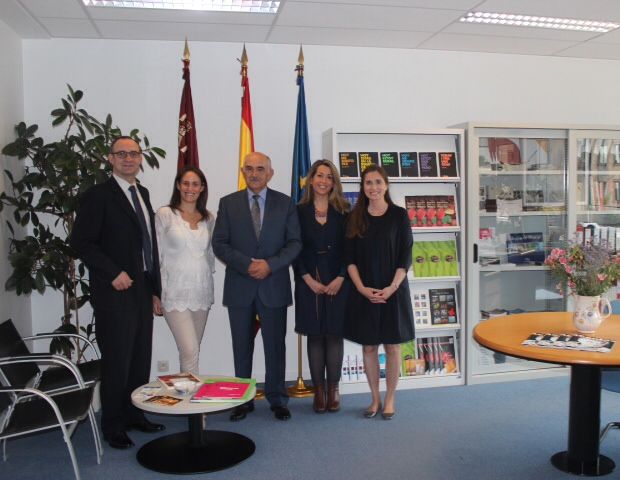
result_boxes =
[238,45,255,190]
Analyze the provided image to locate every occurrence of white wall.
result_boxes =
[0,19,30,336]
[20,38,620,379]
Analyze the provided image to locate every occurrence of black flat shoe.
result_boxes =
[381,411,395,420]
[270,406,291,421]
[105,431,134,449]
[230,402,255,422]
[363,404,381,419]
[128,419,165,433]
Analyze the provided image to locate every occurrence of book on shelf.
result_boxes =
[358,152,379,173]
[143,395,183,406]
[399,152,419,177]
[412,287,432,327]
[419,152,438,177]
[338,152,359,177]
[412,240,459,278]
[401,340,426,377]
[190,377,255,403]
[438,152,458,177]
[429,288,458,325]
[158,372,202,390]
[506,232,545,265]
[480,308,508,319]
[405,195,458,228]
[414,336,458,375]
[380,151,400,177]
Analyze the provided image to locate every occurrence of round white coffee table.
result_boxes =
[131,377,256,474]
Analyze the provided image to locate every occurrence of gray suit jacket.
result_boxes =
[212,188,302,308]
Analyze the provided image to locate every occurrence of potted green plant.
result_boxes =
[0,85,166,359]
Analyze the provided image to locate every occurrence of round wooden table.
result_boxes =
[474,312,620,476]
[131,377,256,474]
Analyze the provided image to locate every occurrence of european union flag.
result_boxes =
[291,73,311,203]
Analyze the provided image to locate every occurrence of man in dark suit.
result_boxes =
[70,136,165,449]
[213,152,301,421]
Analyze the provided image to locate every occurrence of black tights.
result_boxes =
[307,334,344,386]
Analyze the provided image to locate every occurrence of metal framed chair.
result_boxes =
[0,356,103,480]
[0,319,100,395]
[600,299,620,443]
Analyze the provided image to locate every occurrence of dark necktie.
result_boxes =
[128,185,153,273]
[251,194,261,238]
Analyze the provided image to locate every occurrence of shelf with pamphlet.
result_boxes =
[323,127,466,392]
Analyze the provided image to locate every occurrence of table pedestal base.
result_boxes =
[551,452,615,476]
[137,430,255,474]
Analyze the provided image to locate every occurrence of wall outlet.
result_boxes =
[157,360,169,372]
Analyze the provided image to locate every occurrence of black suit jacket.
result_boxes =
[212,188,301,308]
[70,177,161,312]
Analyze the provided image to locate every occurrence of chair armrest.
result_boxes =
[0,354,86,388]
[0,386,70,431]
[23,333,100,360]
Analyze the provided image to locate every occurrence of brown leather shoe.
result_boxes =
[327,383,340,412]
[313,383,327,413]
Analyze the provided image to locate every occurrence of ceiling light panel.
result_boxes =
[82,0,280,13]
[460,11,619,33]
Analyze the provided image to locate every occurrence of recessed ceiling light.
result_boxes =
[82,0,280,13]
[460,11,619,33]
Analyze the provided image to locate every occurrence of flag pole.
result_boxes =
[288,45,314,398]
[238,44,264,400]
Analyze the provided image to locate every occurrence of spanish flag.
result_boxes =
[238,45,255,191]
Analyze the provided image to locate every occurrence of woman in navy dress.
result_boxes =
[344,165,414,420]
[295,160,350,413]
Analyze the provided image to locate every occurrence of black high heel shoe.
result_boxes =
[363,403,381,418]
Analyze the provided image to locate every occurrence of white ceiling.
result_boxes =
[3,0,620,59]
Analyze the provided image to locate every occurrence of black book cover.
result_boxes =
[428,288,458,324]
[399,152,419,177]
[339,152,359,177]
[419,152,438,177]
[358,152,379,174]
[438,152,458,177]
[380,152,400,177]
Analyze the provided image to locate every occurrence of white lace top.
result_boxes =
[155,206,216,312]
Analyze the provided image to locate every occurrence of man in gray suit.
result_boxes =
[213,152,301,421]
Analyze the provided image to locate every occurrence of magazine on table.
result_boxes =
[522,333,615,353]
[143,395,183,406]
[190,377,256,403]
[158,372,202,390]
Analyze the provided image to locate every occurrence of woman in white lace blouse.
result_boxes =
[155,166,215,374]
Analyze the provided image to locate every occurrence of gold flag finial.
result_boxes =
[298,45,304,65]
[296,45,304,77]
[241,44,248,66]
[183,37,190,61]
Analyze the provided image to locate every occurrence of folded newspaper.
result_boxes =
[522,333,614,353]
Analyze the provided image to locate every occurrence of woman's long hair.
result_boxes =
[299,159,349,214]
[346,165,393,238]
[169,166,211,220]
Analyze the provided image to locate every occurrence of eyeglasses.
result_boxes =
[111,150,142,159]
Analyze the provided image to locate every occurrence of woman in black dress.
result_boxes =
[344,165,414,419]
[294,160,350,413]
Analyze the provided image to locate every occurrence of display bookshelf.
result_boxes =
[322,128,465,393]
[458,123,620,385]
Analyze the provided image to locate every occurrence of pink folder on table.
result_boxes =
[192,381,250,401]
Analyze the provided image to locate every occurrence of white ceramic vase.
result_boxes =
[572,294,612,334]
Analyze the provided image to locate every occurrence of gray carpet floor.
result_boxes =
[4,377,620,480]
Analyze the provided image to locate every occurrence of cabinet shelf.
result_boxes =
[408,274,461,282]
[480,168,565,176]
[412,227,460,233]
[479,210,565,217]
[479,264,548,272]
[416,324,461,333]
[577,170,620,175]
[341,177,460,184]
[576,209,620,215]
